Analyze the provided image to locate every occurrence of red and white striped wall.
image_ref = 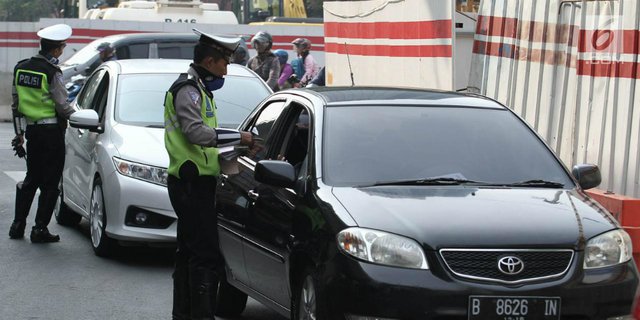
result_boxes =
[323,0,455,90]
[469,0,640,198]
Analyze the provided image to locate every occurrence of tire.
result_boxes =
[215,279,248,317]
[54,184,82,227]
[90,178,117,257]
[292,267,327,320]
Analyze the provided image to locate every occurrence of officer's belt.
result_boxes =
[26,117,58,125]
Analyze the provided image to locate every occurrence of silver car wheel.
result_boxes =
[53,192,62,219]
[299,275,316,320]
[90,184,105,248]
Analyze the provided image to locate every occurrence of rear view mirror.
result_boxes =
[69,109,101,132]
[572,164,601,190]
[255,160,296,188]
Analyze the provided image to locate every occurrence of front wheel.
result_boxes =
[292,267,328,320]
[90,178,117,257]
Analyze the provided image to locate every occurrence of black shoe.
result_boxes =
[9,221,26,239]
[30,227,60,243]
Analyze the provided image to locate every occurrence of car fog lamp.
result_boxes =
[584,229,632,269]
[135,212,148,225]
[337,227,428,269]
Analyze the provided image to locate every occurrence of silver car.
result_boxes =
[54,59,272,256]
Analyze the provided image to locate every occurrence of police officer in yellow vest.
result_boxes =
[164,28,253,319]
[9,24,76,243]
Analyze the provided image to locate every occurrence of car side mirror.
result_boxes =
[255,160,296,188]
[572,164,601,190]
[69,109,101,133]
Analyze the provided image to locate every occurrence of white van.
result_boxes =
[84,0,239,24]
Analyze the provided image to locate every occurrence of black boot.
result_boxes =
[30,226,60,243]
[9,182,36,239]
[9,221,26,239]
[189,266,219,320]
[34,189,60,229]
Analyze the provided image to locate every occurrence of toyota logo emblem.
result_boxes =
[497,256,524,275]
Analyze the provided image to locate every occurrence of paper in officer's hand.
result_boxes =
[218,146,241,174]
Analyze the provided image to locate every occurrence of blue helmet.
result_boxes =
[273,49,288,66]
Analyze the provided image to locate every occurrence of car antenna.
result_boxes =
[344,42,355,86]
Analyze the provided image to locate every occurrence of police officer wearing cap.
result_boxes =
[9,24,76,243]
[164,28,253,319]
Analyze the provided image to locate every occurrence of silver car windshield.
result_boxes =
[323,106,575,188]
[115,74,270,128]
[60,39,102,66]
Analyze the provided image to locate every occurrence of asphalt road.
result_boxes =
[0,122,287,320]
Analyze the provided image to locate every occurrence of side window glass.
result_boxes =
[92,72,110,122]
[158,42,196,59]
[245,101,286,162]
[76,69,105,110]
[125,44,149,59]
[276,105,310,177]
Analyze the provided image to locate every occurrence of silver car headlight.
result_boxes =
[337,227,428,269]
[112,157,168,187]
[584,229,633,269]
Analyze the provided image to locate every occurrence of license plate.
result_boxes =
[468,296,561,320]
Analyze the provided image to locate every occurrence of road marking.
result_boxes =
[4,171,26,183]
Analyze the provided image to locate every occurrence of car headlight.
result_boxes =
[112,157,168,187]
[584,229,633,269]
[337,227,428,269]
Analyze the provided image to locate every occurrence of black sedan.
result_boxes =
[214,87,638,320]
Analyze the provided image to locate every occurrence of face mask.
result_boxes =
[203,76,225,91]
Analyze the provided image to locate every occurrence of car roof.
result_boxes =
[94,32,198,43]
[107,59,261,78]
[302,86,506,109]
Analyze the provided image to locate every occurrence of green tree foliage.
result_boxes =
[0,0,62,22]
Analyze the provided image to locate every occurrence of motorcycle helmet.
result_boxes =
[251,31,273,52]
[291,38,311,52]
[273,49,288,66]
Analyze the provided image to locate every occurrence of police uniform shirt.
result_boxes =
[12,54,75,120]
[173,66,222,147]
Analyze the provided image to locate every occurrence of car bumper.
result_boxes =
[321,252,639,320]
[103,170,176,243]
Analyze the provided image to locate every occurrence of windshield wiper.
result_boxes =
[502,179,565,188]
[145,124,164,128]
[357,177,481,188]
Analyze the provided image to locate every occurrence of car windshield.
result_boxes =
[115,74,270,128]
[60,39,102,66]
[323,106,575,188]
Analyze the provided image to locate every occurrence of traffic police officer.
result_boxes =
[9,24,76,243]
[164,28,253,319]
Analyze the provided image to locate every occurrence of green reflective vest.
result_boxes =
[164,81,220,178]
[14,68,55,121]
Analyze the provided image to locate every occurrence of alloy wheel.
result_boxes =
[90,184,105,248]
[299,275,316,320]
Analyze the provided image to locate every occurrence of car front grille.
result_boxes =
[439,249,574,284]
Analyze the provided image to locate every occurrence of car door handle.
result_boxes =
[247,190,259,201]
[77,128,84,136]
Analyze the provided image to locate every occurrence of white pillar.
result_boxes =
[78,0,88,18]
